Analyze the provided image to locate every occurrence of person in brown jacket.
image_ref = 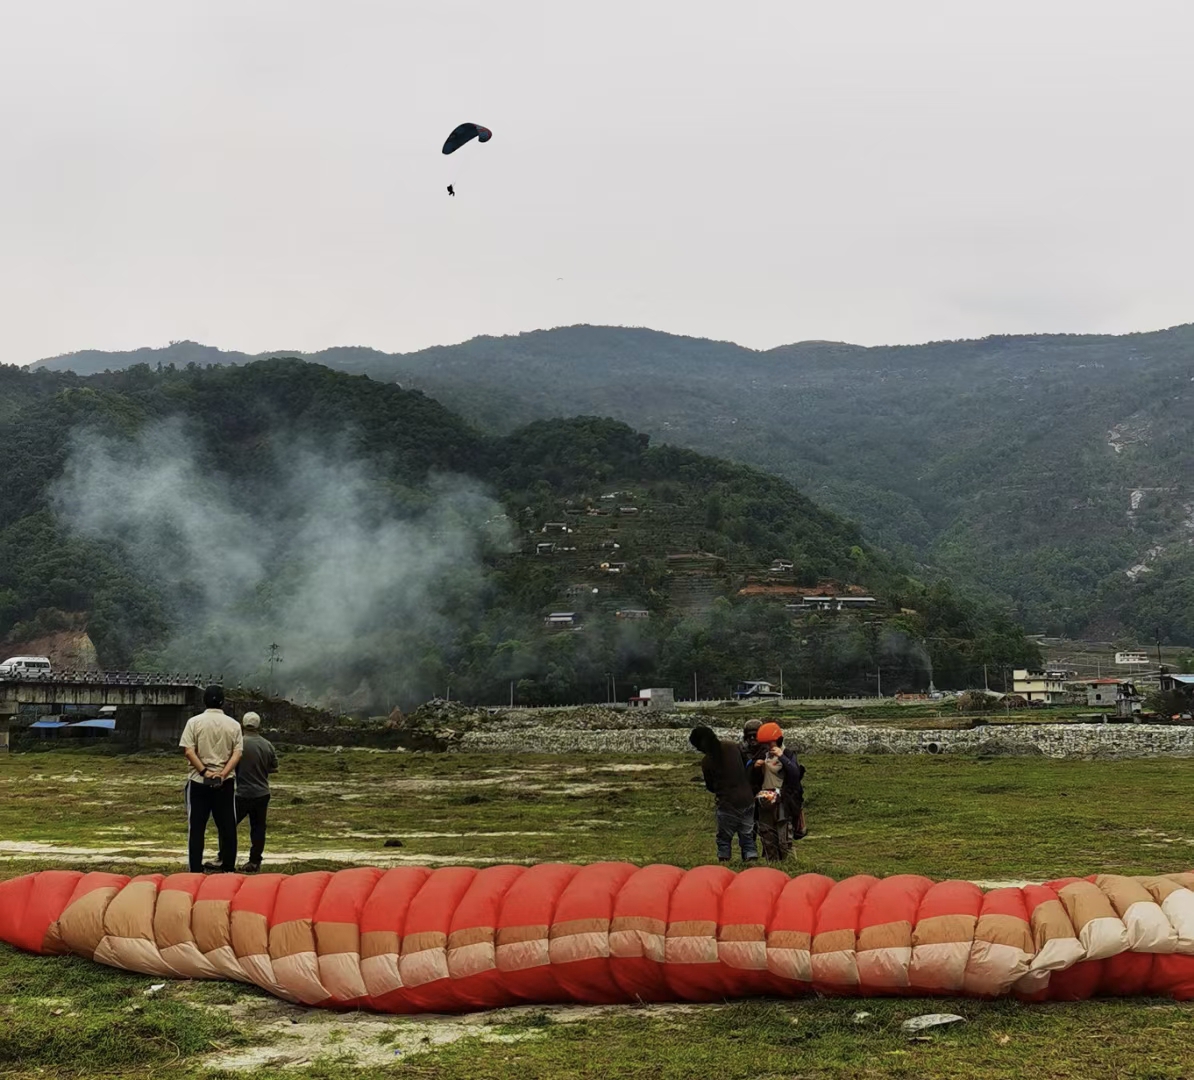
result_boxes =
[689,725,758,862]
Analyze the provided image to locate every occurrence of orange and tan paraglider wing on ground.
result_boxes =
[3,865,1194,1012]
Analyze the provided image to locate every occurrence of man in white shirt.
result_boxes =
[179,684,243,873]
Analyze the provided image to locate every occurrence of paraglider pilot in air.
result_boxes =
[446,184,455,197]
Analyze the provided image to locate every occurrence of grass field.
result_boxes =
[2,746,1193,1079]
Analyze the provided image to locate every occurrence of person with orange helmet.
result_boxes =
[748,722,804,860]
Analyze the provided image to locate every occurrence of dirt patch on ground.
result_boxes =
[205,999,705,1071]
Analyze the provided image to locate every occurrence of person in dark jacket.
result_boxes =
[235,711,278,873]
[689,725,758,863]
[747,722,803,860]
[739,718,763,765]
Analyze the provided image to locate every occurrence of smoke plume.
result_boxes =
[50,419,511,709]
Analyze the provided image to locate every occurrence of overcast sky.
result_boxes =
[3,0,1192,364]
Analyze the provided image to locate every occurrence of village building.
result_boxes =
[1158,674,1194,716]
[541,522,570,534]
[535,542,555,556]
[618,506,640,516]
[615,608,650,620]
[628,687,675,710]
[1085,678,1142,717]
[543,612,579,629]
[790,595,877,612]
[733,680,781,700]
[1012,668,1070,704]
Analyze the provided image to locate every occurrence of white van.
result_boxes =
[0,656,53,677]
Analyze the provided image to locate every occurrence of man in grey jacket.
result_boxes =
[234,711,278,873]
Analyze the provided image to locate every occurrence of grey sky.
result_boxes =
[3,1,1192,364]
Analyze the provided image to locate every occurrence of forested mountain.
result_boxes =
[0,361,1037,708]
[31,321,1192,642]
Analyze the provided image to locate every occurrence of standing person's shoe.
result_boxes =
[202,863,226,874]
[239,861,261,874]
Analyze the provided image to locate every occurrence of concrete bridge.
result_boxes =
[0,671,208,751]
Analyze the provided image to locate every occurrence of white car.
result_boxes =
[0,656,53,677]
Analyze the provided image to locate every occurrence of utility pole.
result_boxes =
[605,673,612,704]
[509,681,514,708]
[983,663,988,692]
[1156,628,1163,669]
[692,671,697,702]
[779,665,784,699]
[266,643,283,698]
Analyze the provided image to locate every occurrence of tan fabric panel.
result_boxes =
[1095,875,1154,917]
[399,947,449,988]
[974,913,1034,954]
[856,945,911,988]
[719,923,766,943]
[1058,880,1117,932]
[154,891,195,950]
[550,918,609,939]
[963,940,1032,997]
[610,915,666,938]
[314,921,359,958]
[319,951,368,1001]
[909,940,970,992]
[719,940,768,970]
[812,928,855,955]
[196,900,235,954]
[911,913,977,948]
[402,930,447,955]
[160,941,221,979]
[272,951,329,1005]
[1139,876,1183,904]
[858,919,912,953]
[549,931,609,964]
[239,951,296,1000]
[667,919,717,940]
[495,938,550,972]
[496,924,548,947]
[93,935,172,977]
[810,949,859,988]
[40,922,70,957]
[447,925,494,951]
[360,952,403,997]
[103,881,158,942]
[270,919,315,961]
[766,944,812,983]
[1029,898,1076,953]
[767,929,811,952]
[360,929,399,960]
[57,887,120,958]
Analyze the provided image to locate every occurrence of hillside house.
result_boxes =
[615,608,650,620]
[541,522,570,534]
[769,559,794,573]
[544,612,579,629]
[1012,669,1069,704]
[1085,678,1142,717]
[565,583,597,598]
[734,680,781,700]
[628,687,675,710]
[535,542,555,556]
[792,595,877,612]
[1159,674,1194,716]
[600,561,628,574]
[618,506,640,516]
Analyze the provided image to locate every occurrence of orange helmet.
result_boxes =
[756,722,783,743]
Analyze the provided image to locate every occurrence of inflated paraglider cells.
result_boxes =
[3,865,1194,1012]
[442,122,492,155]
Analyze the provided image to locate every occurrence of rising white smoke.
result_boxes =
[50,418,511,709]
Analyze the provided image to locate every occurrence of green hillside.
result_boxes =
[0,361,1036,707]
[30,323,1194,643]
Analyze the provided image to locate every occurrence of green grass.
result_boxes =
[1,748,1193,1079]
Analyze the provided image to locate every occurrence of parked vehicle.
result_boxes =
[0,656,53,677]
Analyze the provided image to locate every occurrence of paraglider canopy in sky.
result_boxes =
[442,123,492,155]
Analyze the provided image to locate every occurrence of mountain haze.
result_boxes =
[28,322,1194,643]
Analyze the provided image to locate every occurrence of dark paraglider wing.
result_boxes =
[442,122,492,155]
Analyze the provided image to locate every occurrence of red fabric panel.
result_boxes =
[0,874,37,953]
[447,865,527,1010]
[811,874,877,995]
[978,886,1030,922]
[228,873,283,918]
[18,872,83,954]
[720,866,791,997]
[662,863,736,1002]
[495,863,580,1004]
[771,873,835,945]
[313,868,383,1007]
[549,862,638,1005]
[609,864,686,1002]
[160,873,206,900]
[1150,954,1194,1000]
[858,874,933,995]
[917,879,983,921]
[359,867,432,1014]
[1099,951,1154,997]
[1046,959,1103,1000]
[272,872,333,929]
[1021,884,1062,918]
[399,866,478,1012]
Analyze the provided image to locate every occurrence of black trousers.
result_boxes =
[236,793,271,864]
[186,780,237,873]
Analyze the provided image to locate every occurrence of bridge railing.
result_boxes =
[0,670,210,688]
